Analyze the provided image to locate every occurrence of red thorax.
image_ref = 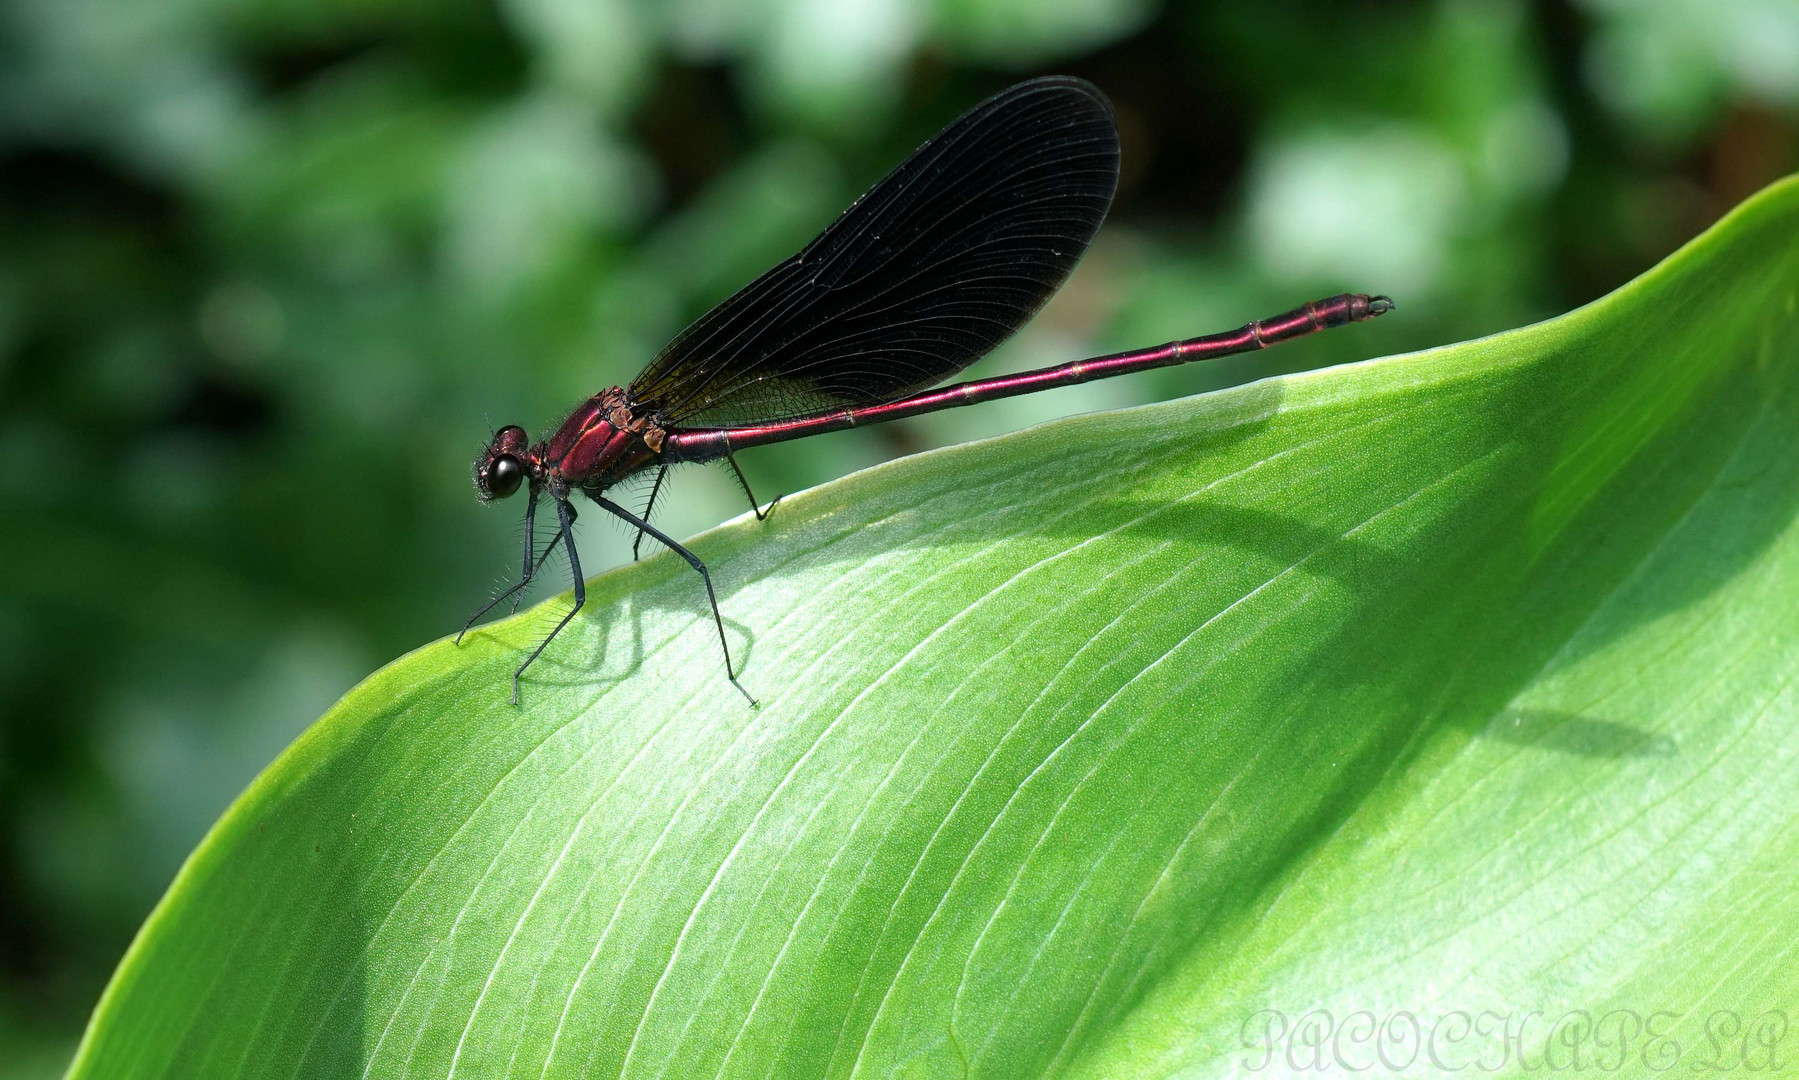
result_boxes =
[538,387,664,491]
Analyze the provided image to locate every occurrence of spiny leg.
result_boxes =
[596,495,757,707]
[508,522,564,614]
[459,487,545,644]
[631,464,669,562]
[510,501,576,614]
[726,450,780,522]
[511,495,585,705]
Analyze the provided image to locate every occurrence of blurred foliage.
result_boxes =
[0,0,1793,1068]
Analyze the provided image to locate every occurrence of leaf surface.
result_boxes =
[69,178,1799,1080]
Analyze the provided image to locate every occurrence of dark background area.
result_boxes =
[1,0,1794,1071]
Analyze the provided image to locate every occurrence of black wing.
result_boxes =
[629,76,1119,427]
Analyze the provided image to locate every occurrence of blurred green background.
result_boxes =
[1,0,1794,1070]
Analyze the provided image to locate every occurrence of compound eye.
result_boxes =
[487,455,524,498]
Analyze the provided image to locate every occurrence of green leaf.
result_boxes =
[68,177,1799,1080]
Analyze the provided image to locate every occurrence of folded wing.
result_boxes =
[629,76,1120,427]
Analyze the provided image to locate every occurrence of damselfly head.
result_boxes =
[474,424,532,501]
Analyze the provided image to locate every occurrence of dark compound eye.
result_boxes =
[487,454,524,498]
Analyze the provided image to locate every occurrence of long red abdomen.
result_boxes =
[664,293,1390,463]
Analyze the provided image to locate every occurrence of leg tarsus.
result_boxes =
[459,487,542,644]
[596,495,757,707]
[510,496,585,705]
[726,451,779,522]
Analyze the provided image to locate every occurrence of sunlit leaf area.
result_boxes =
[1,0,1795,1075]
[63,177,1799,1079]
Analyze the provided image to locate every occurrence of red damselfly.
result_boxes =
[460,76,1392,704]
